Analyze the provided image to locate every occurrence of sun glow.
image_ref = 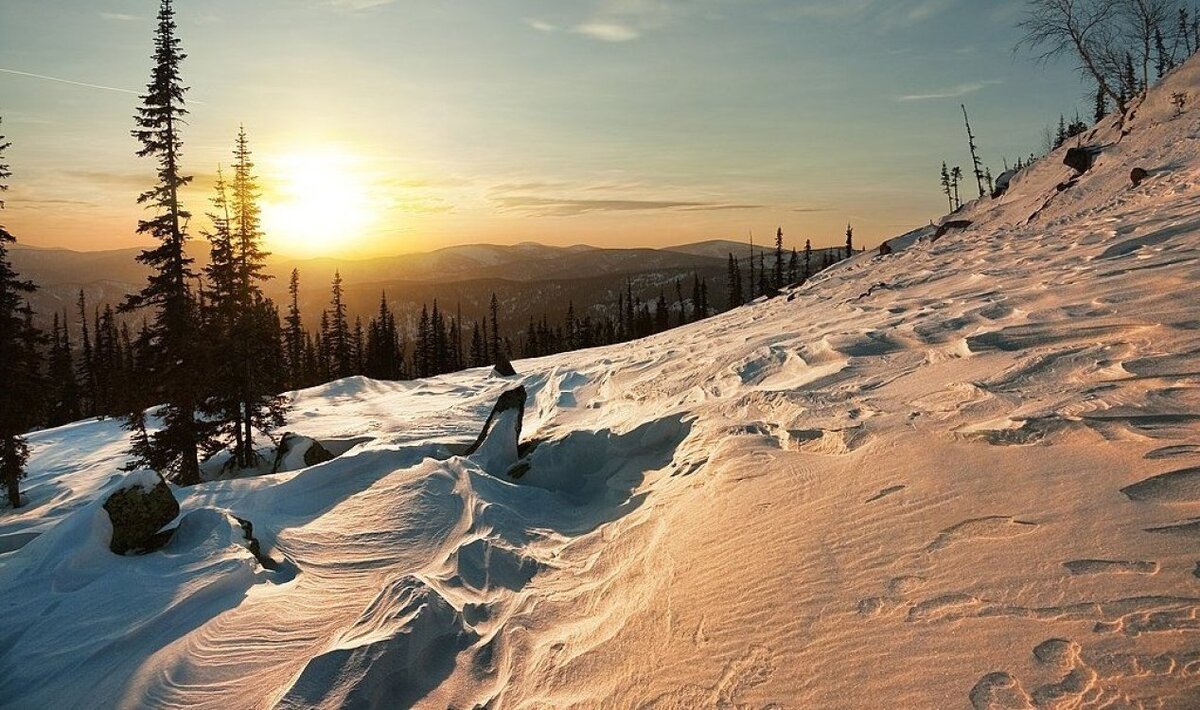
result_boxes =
[261,149,381,257]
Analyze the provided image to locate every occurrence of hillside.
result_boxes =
[2,59,1200,709]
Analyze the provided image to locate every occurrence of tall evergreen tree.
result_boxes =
[726,253,742,308]
[1094,84,1108,123]
[46,311,81,427]
[489,292,501,360]
[773,227,784,288]
[0,118,41,507]
[961,104,986,198]
[788,247,799,284]
[121,0,211,484]
[845,223,854,259]
[327,271,351,378]
[940,162,954,212]
[284,268,305,387]
[803,239,812,280]
[76,290,96,418]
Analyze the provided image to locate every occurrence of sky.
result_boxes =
[0,0,1091,258]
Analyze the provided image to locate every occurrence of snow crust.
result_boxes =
[2,57,1200,708]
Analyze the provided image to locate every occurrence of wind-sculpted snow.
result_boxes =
[4,56,1200,710]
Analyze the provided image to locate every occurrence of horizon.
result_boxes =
[1,0,1087,258]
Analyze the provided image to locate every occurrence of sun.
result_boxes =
[261,148,380,257]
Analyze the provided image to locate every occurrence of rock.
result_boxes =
[465,386,527,472]
[879,240,894,256]
[1130,167,1149,187]
[991,169,1017,198]
[103,472,180,555]
[932,220,973,242]
[271,433,335,473]
[1063,146,1096,174]
[492,354,517,377]
[234,516,278,571]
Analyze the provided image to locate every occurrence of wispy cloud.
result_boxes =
[326,0,393,10]
[493,195,759,217]
[525,18,559,33]
[897,79,1003,102]
[573,22,641,42]
[99,12,140,21]
[0,68,140,96]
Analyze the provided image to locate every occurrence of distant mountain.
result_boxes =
[663,239,842,262]
[9,240,740,333]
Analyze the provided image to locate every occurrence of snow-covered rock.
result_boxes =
[102,471,178,554]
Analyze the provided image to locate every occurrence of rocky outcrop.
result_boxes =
[1063,146,1097,174]
[466,386,527,457]
[992,169,1017,198]
[932,220,973,242]
[103,473,180,555]
[492,354,517,377]
[1130,167,1149,187]
[272,433,335,473]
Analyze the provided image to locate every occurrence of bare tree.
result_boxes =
[1123,0,1177,87]
[1017,0,1125,106]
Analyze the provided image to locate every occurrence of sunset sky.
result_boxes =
[1,0,1085,258]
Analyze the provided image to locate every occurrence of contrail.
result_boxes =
[0,67,141,95]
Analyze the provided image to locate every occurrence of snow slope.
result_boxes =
[3,61,1200,709]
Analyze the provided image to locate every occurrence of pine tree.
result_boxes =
[803,239,812,280]
[757,253,769,297]
[1055,115,1068,148]
[1155,27,1172,79]
[1179,7,1193,57]
[469,320,486,367]
[961,104,985,198]
[1094,84,1108,123]
[489,293,501,360]
[940,162,954,212]
[788,247,799,284]
[327,271,350,378]
[773,227,784,288]
[1124,52,1140,98]
[950,166,963,209]
[726,253,742,308]
[76,290,96,418]
[844,223,854,259]
[284,269,305,387]
[0,119,41,507]
[46,311,81,427]
[415,304,430,377]
[120,0,211,484]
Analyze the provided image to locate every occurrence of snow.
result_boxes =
[2,58,1200,708]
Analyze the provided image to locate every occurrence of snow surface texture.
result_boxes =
[4,61,1200,710]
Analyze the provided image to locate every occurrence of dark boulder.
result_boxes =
[878,241,894,256]
[492,354,517,377]
[1063,147,1096,174]
[991,169,1017,198]
[271,433,335,473]
[1130,167,1149,188]
[234,516,278,571]
[932,220,972,242]
[465,386,527,458]
[103,473,180,555]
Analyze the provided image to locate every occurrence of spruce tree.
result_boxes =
[773,227,784,289]
[1094,84,1108,123]
[940,162,953,212]
[76,290,96,418]
[46,311,81,427]
[726,253,742,308]
[121,0,210,484]
[961,104,986,198]
[788,248,799,284]
[845,223,854,259]
[284,269,305,387]
[327,271,351,378]
[489,292,501,359]
[803,239,812,280]
[0,119,41,507]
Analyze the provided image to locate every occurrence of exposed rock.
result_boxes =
[492,354,517,377]
[272,433,335,473]
[1056,178,1079,193]
[1063,146,1096,174]
[1130,167,1149,188]
[879,240,894,256]
[234,516,278,571]
[992,169,1017,198]
[932,220,973,242]
[465,386,527,470]
[103,473,180,555]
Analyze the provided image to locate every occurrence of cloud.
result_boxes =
[897,79,1003,102]
[493,195,758,216]
[326,0,393,10]
[526,18,559,33]
[99,12,140,21]
[573,22,641,42]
